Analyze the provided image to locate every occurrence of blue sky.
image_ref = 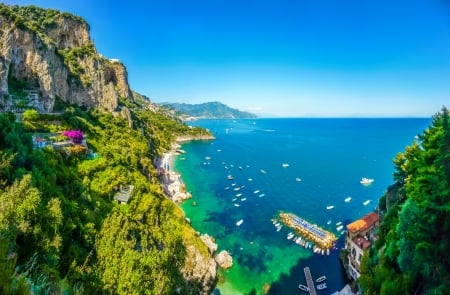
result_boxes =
[4,0,450,117]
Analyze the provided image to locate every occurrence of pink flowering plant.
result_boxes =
[62,130,84,144]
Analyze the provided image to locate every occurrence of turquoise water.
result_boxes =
[175,118,430,295]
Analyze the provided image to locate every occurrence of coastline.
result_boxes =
[156,134,234,282]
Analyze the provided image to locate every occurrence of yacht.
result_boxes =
[360,177,374,185]
[326,205,335,210]
[344,197,352,202]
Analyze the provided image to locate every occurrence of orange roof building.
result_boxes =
[346,212,379,236]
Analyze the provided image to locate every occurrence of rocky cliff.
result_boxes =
[0,4,132,112]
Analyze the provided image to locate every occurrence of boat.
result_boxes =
[241,198,247,201]
[344,197,352,202]
[287,232,294,240]
[316,276,327,283]
[336,221,342,226]
[248,178,253,181]
[298,284,309,292]
[317,283,327,290]
[326,205,335,210]
[260,169,267,174]
[234,204,240,207]
[236,219,244,226]
[336,225,344,231]
[282,163,289,168]
[224,187,230,190]
[236,193,242,197]
[295,177,302,182]
[234,187,240,191]
[258,193,265,197]
[363,200,371,206]
[253,189,260,194]
[360,177,374,185]
[227,175,234,180]
[326,220,332,225]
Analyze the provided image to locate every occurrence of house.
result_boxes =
[113,185,135,204]
[32,135,48,149]
[345,212,379,280]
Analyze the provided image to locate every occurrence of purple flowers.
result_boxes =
[62,130,84,144]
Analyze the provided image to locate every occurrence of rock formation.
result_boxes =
[0,4,132,112]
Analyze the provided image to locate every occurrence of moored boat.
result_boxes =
[298,284,309,292]
[317,283,327,290]
[316,275,327,283]
[236,219,244,226]
[344,197,352,202]
[326,205,335,210]
[363,200,371,206]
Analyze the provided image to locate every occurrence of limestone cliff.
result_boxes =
[0,4,132,112]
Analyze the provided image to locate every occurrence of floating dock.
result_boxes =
[278,212,337,250]
[304,267,316,295]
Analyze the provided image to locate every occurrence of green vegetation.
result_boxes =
[58,42,96,84]
[359,107,450,294]
[0,99,215,294]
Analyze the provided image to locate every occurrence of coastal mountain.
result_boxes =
[0,4,218,294]
[160,101,257,119]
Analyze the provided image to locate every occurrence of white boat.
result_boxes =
[260,169,267,174]
[326,205,335,210]
[363,200,371,206]
[336,225,344,231]
[232,198,237,201]
[326,249,330,255]
[336,221,342,226]
[282,163,289,168]
[317,283,327,290]
[241,198,247,201]
[248,178,253,181]
[360,177,374,185]
[227,175,234,180]
[234,204,240,207]
[224,187,230,190]
[234,187,240,191]
[295,177,302,182]
[236,219,244,226]
[316,276,327,283]
[344,197,352,202]
[253,190,260,194]
[287,232,294,240]
[236,193,242,197]
[258,193,265,197]
[326,220,332,225]
[298,284,309,292]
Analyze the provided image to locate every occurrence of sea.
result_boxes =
[174,118,431,295]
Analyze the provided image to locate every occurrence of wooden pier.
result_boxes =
[304,267,316,295]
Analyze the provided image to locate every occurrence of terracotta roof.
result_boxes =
[346,212,379,233]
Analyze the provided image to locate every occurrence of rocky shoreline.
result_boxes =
[156,135,233,271]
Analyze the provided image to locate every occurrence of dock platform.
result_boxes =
[278,212,337,249]
[304,267,316,295]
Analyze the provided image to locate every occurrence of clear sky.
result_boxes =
[4,0,450,117]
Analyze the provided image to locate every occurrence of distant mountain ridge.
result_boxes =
[160,101,257,119]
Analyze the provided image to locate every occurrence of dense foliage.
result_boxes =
[359,107,450,294]
[0,100,214,294]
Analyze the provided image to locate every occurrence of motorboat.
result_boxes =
[344,197,352,202]
[316,276,326,283]
[326,205,335,210]
[317,283,327,290]
[236,219,244,226]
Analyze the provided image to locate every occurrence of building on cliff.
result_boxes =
[345,212,379,280]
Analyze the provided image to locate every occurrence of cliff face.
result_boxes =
[0,5,132,112]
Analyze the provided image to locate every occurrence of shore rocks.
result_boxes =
[214,250,233,269]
